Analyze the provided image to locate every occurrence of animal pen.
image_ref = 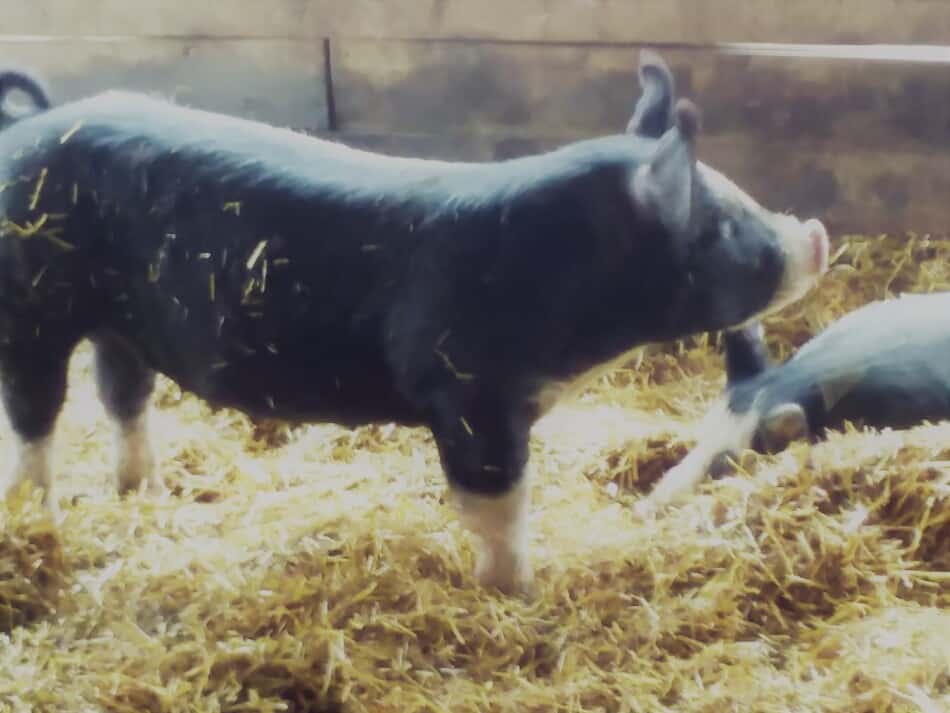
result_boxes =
[1,1,949,711]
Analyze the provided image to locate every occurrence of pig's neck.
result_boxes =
[550,242,717,380]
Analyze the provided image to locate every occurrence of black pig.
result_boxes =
[643,291,950,513]
[0,52,828,592]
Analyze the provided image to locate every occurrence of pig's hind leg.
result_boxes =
[92,330,159,495]
[0,335,79,508]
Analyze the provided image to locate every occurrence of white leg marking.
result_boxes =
[636,397,761,517]
[115,410,158,495]
[4,435,53,503]
[453,475,532,594]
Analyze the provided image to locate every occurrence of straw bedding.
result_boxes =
[0,234,948,712]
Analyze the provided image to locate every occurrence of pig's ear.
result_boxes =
[626,49,675,138]
[632,99,701,235]
[760,402,809,453]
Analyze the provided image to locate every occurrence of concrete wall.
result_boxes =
[3,1,949,235]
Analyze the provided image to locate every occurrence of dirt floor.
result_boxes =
[0,235,948,713]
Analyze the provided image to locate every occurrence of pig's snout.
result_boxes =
[760,213,831,319]
[804,218,830,276]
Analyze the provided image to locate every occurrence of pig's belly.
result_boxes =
[173,353,424,427]
[118,313,426,428]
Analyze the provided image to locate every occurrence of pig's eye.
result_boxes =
[719,219,736,240]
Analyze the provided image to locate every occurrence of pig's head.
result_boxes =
[626,50,829,335]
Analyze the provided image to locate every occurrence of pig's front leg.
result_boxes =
[429,388,533,595]
[636,396,761,517]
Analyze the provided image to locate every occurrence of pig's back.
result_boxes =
[766,292,950,432]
